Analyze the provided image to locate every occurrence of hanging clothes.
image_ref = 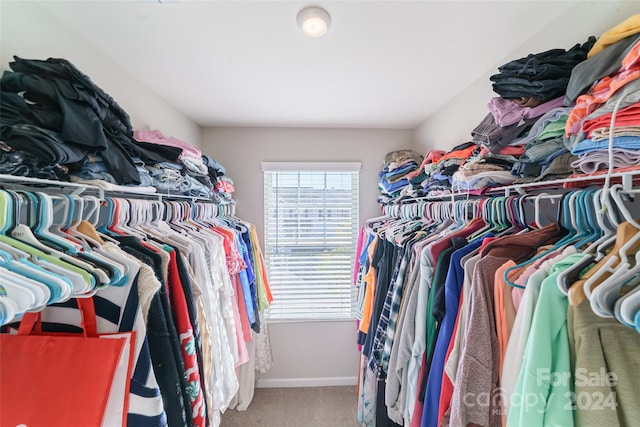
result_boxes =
[0,188,274,427]
[357,185,640,427]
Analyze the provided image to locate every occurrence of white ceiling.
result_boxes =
[32,1,585,129]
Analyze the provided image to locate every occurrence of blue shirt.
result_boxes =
[571,135,640,155]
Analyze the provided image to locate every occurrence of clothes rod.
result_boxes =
[387,169,640,204]
[0,174,235,205]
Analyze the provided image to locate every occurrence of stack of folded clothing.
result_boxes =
[491,37,596,104]
[474,37,596,157]
[564,17,640,175]
[419,143,476,195]
[68,153,157,193]
[0,56,145,184]
[510,106,577,180]
[402,150,446,197]
[203,155,235,204]
[451,153,518,193]
[0,56,222,200]
[513,152,580,184]
[378,149,423,203]
[471,112,535,156]
[133,129,215,198]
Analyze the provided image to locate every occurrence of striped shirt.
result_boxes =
[39,250,168,427]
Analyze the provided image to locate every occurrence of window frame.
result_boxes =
[261,161,361,322]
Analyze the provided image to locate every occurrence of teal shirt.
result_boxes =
[507,253,586,427]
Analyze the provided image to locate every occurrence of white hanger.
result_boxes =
[590,252,640,318]
[0,255,50,310]
[581,187,640,305]
[618,283,640,327]
[3,192,96,293]
[610,184,640,230]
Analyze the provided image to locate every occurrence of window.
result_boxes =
[262,162,360,320]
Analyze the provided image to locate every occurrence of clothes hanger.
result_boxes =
[64,195,102,248]
[516,194,532,229]
[503,191,569,289]
[493,196,516,235]
[6,191,85,262]
[67,194,129,287]
[15,191,78,254]
[581,189,616,255]
[0,265,38,319]
[610,184,640,230]
[43,194,88,249]
[0,244,69,306]
[590,250,640,318]
[584,186,640,304]
[0,212,73,303]
[40,193,118,290]
[616,283,640,328]
[165,200,197,234]
[30,192,117,288]
[77,195,120,245]
[568,191,591,248]
[0,247,54,308]
[465,198,492,241]
[97,197,121,237]
[386,202,424,243]
[0,190,95,295]
[181,200,210,231]
[496,195,521,236]
[108,198,147,239]
[566,218,640,305]
[557,187,621,295]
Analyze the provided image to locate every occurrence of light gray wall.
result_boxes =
[412,1,640,153]
[202,126,413,385]
[1,1,201,147]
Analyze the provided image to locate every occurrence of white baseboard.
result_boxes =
[256,376,358,388]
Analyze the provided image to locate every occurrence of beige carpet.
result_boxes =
[221,386,360,427]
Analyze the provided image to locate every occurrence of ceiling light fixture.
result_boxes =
[297,6,331,38]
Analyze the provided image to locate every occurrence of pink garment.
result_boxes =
[512,250,563,311]
[230,275,250,366]
[215,181,235,193]
[488,96,565,127]
[134,129,204,164]
[512,288,525,312]
[478,144,526,158]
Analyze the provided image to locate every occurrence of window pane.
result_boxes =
[264,167,359,320]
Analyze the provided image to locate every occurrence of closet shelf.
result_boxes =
[387,168,640,205]
[486,169,639,196]
[0,174,95,196]
[0,174,236,207]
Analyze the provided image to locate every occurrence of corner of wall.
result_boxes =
[411,1,640,156]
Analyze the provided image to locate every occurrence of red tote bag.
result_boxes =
[0,298,128,427]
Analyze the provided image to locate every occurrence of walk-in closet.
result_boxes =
[1,2,640,427]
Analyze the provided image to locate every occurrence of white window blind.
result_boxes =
[262,162,360,320]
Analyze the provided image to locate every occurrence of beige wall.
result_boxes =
[0,1,201,147]
[202,126,412,385]
[413,1,640,153]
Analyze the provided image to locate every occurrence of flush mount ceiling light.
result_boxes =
[297,6,331,38]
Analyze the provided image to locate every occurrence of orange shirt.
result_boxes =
[359,236,380,335]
